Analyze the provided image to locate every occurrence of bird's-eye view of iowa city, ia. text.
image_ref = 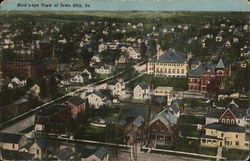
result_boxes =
[0,1,249,160]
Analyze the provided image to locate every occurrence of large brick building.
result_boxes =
[2,44,58,78]
[188,59,229,93]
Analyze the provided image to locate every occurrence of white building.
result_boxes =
[107,79,126,96]
[133,81,150,100]
[70,75,84,83]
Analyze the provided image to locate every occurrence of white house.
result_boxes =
[70,75,84,83]
[29,84,40,97]
[124,47,141,60]
[153,86,174,105]
[107,79,126,96]
[83,68,94,80]
[133,81,150,100]
[85,90,111,109]
[8,77,27,89]
[95,65,113,75]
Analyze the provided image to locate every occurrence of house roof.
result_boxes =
[204,122,245,133]
[34,139,46,149]
[214,98,249,109]
[150,108,178,126]
[94,147,109,160]
[58,147,74,160]
[67,96,85,106]
[137,81,148,89]
[37,104,70,117]
[126,107,149,119]
[216,59,225,69]
[149,50,187,63]
[152,96,167,104]
[207,106,247,119]
[0,132,23,144]
[169,104,180,114]
[189,63,216,77]
[132,115,145,127]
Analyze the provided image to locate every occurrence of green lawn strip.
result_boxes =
[156,138,217,156]
[184,98,210,108]
[179,115,205,125]
[150,150,216,161]
[129,74,187,90]
[179,124,202,137]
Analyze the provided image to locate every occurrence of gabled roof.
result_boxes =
[0,132,24,144]
[67,96,85,106]
[189,63,216,77]
[136,81,148,89]
[216,59,225,69]
[126,107,149,119]
[150,108,178,126]
[169,104,180,114]
[132,115,145,127]
[204,122,245,133]
[13,98,29,105]
[149,50,187,63]
[93,147,109,160]
[207,106,247,119]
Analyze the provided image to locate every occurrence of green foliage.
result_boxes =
[222,149,249,160]
[179,115,205,125]
[131,74,187,90]
[224,66,249,91]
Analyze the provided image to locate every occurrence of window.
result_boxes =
[172,69,175,73]
[12,144,15,149]
[202,139,206,143]
[231,119,234,124]
[168,69,171,73]
[37,150,39,155]
[226,119,230,124]
[236,141,239,146]
[221,133,224,137]
[238,120,240,124]
[177,69,180,73]
[222,119,225,123]
[181,69,184,74]
[211,131,213,135]
[236,134,238,138]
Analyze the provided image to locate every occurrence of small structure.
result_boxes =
[153,86,174,104]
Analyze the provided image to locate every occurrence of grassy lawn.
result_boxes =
[179,115,205,125]
[222,149,249,160]
[179,124,202,137]
[83,124,124,144]
[184,98,211,108]
[156,138,217,157]
[130,74,187,90]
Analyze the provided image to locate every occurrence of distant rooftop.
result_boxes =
[149,50,187,64]
[37,104,70,117]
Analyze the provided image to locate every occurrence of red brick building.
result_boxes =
[64,96,86,119]
[148,108,179,145]
[188,59,229,93]
[2,45,58,78]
